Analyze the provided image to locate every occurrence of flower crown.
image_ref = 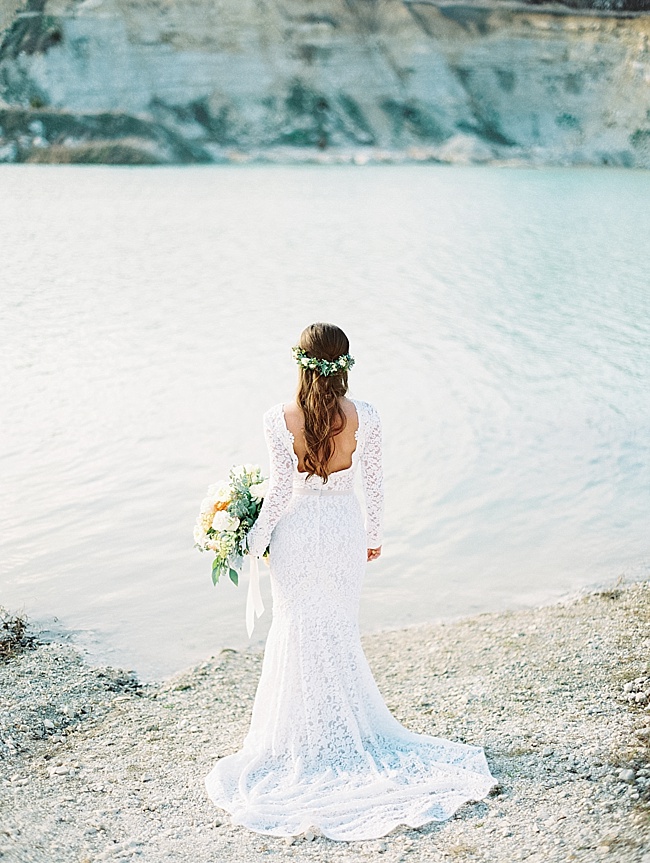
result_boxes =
[291,345,355,377]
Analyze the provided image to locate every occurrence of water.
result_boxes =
[1,164,648,681]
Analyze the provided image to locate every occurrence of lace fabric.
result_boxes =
[246,398,383,556]
[205,398,498,841]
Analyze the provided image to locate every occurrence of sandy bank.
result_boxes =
[1,581,649,862]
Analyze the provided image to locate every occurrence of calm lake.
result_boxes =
[1,164,648,681]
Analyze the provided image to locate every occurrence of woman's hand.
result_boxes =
[367,546,382,562]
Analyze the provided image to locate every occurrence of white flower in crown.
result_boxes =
[212,511,240,532]
[292,345,355,377]
[249,478,269,501]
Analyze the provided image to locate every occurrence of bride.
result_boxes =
[204,322,498,841]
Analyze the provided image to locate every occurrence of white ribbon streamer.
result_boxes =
[245,554,265,638]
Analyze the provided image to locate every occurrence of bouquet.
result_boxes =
[194,463,269,587]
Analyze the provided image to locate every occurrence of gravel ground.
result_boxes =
[1,580,649,863]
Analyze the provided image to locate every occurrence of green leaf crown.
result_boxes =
[291,345,355,377]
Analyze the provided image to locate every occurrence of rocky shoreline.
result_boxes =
[1,580,649,863]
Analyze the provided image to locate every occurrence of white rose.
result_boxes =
[200,496,216,514]
[208,483,232,504]
[193,524,206,544]
[211,511,240,532]
[249,479,269,501]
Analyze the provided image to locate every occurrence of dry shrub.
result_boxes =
[0,607,35,659]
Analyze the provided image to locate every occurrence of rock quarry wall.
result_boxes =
[0,0,648,165]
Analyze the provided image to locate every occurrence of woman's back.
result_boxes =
[282,397,359,476]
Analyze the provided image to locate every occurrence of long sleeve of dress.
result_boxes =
[360,403,384,547]
[246,407,294,558]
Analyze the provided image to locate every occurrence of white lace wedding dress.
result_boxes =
[204,398,498,841]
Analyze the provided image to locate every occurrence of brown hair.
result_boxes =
[296,322,350,482]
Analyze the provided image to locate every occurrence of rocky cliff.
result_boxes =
[0,0,648,165]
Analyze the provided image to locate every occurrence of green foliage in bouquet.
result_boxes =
[194,464,269,587]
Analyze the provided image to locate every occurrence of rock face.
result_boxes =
[0,0,649,165]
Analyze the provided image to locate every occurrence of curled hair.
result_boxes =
[295,322,350,482]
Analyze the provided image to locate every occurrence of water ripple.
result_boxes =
[0,164,648,680]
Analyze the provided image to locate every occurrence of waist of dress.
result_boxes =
[292,485,355,497]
